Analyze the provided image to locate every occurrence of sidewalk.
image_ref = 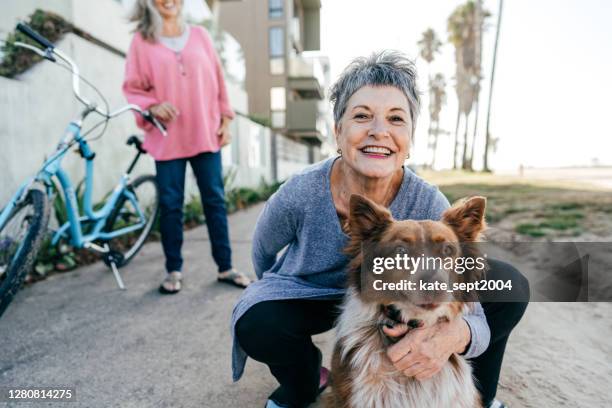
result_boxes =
[2,204,609,407]
[0,203,331,407]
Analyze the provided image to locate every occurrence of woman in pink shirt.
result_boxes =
[124,0,251,293]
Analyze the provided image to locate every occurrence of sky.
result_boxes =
[319,0,612,171]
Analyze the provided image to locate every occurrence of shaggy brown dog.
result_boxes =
[326,194,487,408]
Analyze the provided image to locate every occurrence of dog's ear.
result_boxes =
[348,194,393,240]
[442,196,487,242]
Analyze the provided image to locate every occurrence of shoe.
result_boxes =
[264,366,330,408]
[489,400,508,408]
[265,400,290,408]
[158,271,182,294]
[217,268,252,288]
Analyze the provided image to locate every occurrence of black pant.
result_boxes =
[155,151,232,273]
[235,259,529,407]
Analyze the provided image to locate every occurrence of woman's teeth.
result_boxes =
[361,146,392,156]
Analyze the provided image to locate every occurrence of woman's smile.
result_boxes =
[359,145,395,159]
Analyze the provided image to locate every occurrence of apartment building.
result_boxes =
[219,0,333,164]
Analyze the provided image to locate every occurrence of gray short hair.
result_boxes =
[330,51,421,133]
[129,0,185,42]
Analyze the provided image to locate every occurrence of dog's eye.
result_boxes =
[441,243,456,257]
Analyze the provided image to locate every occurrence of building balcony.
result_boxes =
[288,56,325,99]
[286,99,326,144]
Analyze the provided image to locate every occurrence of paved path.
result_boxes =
[2,203,606,407]
[0,203,335,407]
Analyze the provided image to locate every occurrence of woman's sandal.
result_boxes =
[264,367,330,408]
[159,271,183,294]
[217,268,252,288]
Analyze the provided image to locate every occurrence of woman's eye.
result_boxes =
[390,116,405,123]
[354,113,368,119]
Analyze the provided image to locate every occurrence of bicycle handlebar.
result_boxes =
[17,22,55,50]
[13,23,167,137]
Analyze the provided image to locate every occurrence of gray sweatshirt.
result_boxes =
[231,157,490,381]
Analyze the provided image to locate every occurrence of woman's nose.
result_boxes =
[369,117,390,138]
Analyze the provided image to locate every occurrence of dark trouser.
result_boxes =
[155,151,232,273]
[235,259,529,407]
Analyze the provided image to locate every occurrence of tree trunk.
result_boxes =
[453,109,461,169]
[461,113,470,169]
[484,0,503,172]
[431,120,441,168]
[469,98,479,171]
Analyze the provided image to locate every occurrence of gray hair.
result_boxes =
[330,50,421,133]
[129,0,185,42]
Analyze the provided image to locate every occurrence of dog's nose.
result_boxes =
[385,304,402,322]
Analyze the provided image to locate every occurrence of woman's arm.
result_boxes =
[211,40,235,121]
[122,36,160,130]
[461,302,491,358]
[251,184,301,279]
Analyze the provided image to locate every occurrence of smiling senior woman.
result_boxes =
[232,51,528,408]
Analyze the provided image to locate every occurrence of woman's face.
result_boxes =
[336,85,413,179]
[153,0,183,20]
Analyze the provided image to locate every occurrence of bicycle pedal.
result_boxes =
[102,250,125,268]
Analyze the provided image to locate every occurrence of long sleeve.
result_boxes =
[429,187,491,358]
[214,51,235,119]
[251,183,300,279]
[122,35,159,131]
[461,302,491,358]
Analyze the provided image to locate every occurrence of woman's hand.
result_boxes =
[218,116,232,147]
[150,102,179,123]
[382,316,471,381]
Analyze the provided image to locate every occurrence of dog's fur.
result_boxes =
[326,194,487,408]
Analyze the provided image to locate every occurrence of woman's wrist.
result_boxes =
[455,317,472,355]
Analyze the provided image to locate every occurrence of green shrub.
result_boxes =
[0,9,72,78]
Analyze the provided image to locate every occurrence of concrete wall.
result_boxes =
[0,33,143,205]
[0,0,130,52]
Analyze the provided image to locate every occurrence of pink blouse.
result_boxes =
[122,26,235,161]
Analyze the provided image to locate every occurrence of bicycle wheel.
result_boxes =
[103,175,159,266]
[0,189,49,317]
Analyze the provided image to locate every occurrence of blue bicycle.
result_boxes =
[0,23,167,317]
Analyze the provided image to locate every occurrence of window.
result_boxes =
[270,57,285,75]
[269,27,285,75]
[270,87,286,128]
[270,87,286,110]
[269,0,284,19]
[271,111,286,129]
[269,27,285,58]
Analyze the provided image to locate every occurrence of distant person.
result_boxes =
[123,0,251,293]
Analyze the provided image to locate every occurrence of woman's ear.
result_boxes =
[442,196,487,242]
[348,194,393,240]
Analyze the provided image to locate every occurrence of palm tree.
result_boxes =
[429,73,447,168]
[417,28,442,168]
[483,0,503,172]
[448,1,489,170]
[418,28,442,65]
[467,0,486,170]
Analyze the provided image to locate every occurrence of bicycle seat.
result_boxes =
[127,135,147,153]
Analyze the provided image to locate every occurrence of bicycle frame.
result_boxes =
[0,120,146,250]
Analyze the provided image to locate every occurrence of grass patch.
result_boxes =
[515,223,547,237]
